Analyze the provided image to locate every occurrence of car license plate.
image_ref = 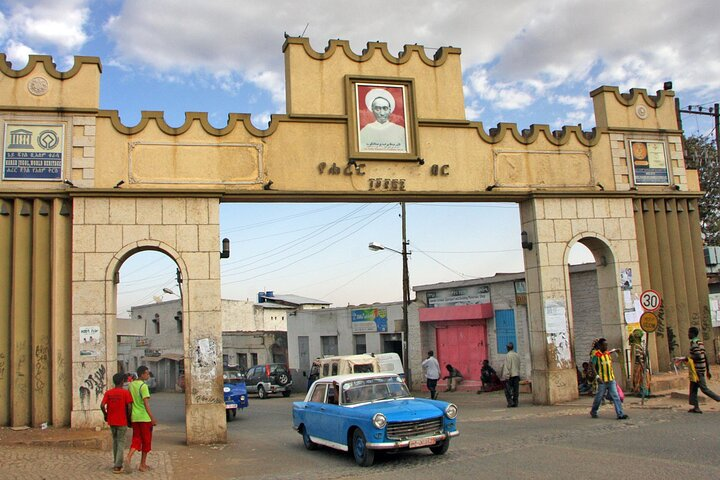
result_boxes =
[409,437,436,448]
[225,404,237,409]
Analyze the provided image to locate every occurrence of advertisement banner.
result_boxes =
[426,285,491,308]
[3,123,64,181]
[351,308,388,333]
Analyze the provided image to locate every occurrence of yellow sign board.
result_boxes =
[639,312,659,333]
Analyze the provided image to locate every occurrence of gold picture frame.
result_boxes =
[345,76,419,162]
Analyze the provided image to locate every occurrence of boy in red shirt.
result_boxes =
[101,372,133,474]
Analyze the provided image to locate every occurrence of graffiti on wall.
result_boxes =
[34,340,49,392]
[79,364,106,409]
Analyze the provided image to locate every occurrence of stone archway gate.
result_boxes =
[0,38,712,443]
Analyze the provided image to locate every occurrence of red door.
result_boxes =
[436,322,487,382]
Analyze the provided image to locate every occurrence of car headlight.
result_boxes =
[372,413,387,429]
[223,387,231,393]
[240,395,245,401]
[445,404,458,419]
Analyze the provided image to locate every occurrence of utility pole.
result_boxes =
[400,202,412,388]
[678,102,720,160]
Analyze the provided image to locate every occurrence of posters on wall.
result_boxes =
[351,308,388,333]
[544,299,572,368]
[79,325,101,357]
[711,296,720,328]
[3,123,64,180]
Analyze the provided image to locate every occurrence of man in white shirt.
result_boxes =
[501,343,521,407]
[359,88,407,153]
[421,350,441,400]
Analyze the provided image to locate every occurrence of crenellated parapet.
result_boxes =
[97,110,290,137]
[591,86,678,131]
[283,36,465,120]
[0,40,697,195]
[465,122,600,147]
[281,36,461,66]
[0,54,101,111]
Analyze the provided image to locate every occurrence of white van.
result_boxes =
[307,354,380,387]
[374,352,405,381]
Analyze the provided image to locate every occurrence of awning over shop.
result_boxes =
[143,353,184,362]
[419,303,494,322]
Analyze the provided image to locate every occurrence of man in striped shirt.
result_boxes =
[678,327,720,413]
[590,338,629,420]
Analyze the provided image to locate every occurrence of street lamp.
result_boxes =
[368,203,412,387]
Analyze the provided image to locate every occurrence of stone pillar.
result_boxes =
[520,198,578,405]
[71,196,226,444]
[520,196,641,403]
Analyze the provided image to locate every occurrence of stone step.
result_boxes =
[650,373,688,394]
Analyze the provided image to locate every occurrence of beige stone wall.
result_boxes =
[71,195,226,443]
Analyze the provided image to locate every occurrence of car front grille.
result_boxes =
[386,417,443,440]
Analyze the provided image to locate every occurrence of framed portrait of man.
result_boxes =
[345,76,419,161]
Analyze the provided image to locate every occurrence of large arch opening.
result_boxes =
[113,246,187,440]
[216,200,529,398]
[566,235,625,389]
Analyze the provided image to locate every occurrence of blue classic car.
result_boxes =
[292,373,458,466]
[223,369,249,421]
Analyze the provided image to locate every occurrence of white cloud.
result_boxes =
[5,39,34,67]
[465,68,536,110]
[551,95,590,111]
[2,0,90,52]
[464,100,484,121]
[2,0,718,116]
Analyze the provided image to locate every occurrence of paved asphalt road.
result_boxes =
[152,389,720,480]
[2,388,720,479]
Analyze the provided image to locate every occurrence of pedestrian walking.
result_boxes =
[501,342,521,407]
[125,365,157,472]
[421,351,441,400]
[589,338,628,420]
[100,372,133,474]
[675,326,720,413]
[443,364,464,392]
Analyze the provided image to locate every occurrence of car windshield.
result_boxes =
[223,370,246,383]
[342,377,410,404]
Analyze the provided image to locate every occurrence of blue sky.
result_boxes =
[2,1,718,315]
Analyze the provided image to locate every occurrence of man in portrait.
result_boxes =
[358,87,407,153]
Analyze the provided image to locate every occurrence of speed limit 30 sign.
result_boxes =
[640,289,661,312]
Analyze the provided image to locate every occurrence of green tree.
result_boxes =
[684,135,720,245]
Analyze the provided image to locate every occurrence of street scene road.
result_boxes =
[2,387,720,480]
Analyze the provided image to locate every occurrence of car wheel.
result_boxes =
[301,426,317,450]
[257,385,267,399]
[430,438,450,455]
[226,409,231,422]
[277,373,290,386]
[232,409,237,418]
[352,429,375,467]
[282,390,291,398]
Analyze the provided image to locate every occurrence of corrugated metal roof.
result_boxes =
[259,294,331,305]
[413,263,597,292]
